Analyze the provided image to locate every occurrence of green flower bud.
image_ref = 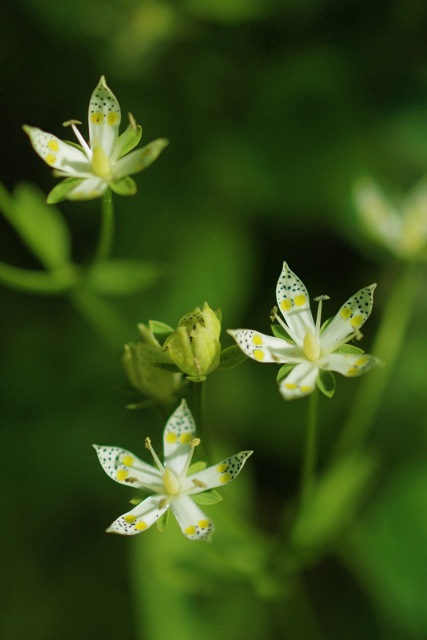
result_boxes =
[122,323,182,405]
[163,303,221,382]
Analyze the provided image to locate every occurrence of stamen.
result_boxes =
[179,438,201,481]
[313,294,330,335]
[271,307,293,339]
[63,120,92,158]
[145,437,165,473]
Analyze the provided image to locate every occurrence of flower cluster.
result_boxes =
[94,400,252,541]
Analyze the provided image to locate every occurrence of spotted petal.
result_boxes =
[228,329,301,363]
[93,445,162,489]
[23,126,91,175]
[88,76,121,158]
[163,399,196,476]
[279,361,319,399]
[170,495,214,541]
[319,352,380,377]
[320,284,376,353]
[276,262,315,344]
[107,495,168,536]
[186,450,253,495]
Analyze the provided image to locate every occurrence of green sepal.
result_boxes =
[188,461,207,475]
[320,317,333,333]
[277,363,295,384]
[335,344,365,355]
[316,369,336,398]
[186,375,206,383]
[110,176,137,196]
[0,182,71,268]
[271,324,294,343]
[129,494,145,506]
[62,140,85,153]
[217,345,248,370]
[157,509,170,532]
[47,178,84,204]
[148,320,175,344]
[86,259,163,296]
[192,490,223,505]
[116,123,143,159]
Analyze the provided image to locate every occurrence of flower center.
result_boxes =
[303,329,320,362]
[163,466,180,496]
[92,146,111,178]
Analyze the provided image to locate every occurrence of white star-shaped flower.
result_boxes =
[229,262,380,400]
[94,400,252,540]
[23,76,168,202]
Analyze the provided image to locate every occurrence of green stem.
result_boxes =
[93,187,114,262]
[299,389,319,506]
[332,262,421,458]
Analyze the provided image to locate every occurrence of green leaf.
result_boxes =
[188,461,207,475]
[217,344,248,369]
[110,176,137,196]
[277,364,295,384]
[46,178,83,204]
[290,452,377,552]
[192,490,223,505]
[334,344,365,355]
[0,182,71,268]
[316,369,336,398]
[148,320,175,344]
[86,259,164,296]
[157,509,170,532]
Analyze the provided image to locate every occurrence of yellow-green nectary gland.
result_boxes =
[303,330,320,362]
[92,146,111,177]
[163,466,180,495]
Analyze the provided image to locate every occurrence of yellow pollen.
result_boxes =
[107,112,119,126]
[135,521,147,531]
[124,515,137,524]
[216,463,228,473]
[90,112,104,124]
[219,473,232,484]
[46,153,56,165]
[350,315,364,328]
[166,432,177,443]
[180,433,192,444]
[340,307,352,319]
[198,519,210,529]
[116,469,128,481]
[280,299,292,312]
[185,525,196,535]
[252,334,263,346]
[294,294,307,307]
[253,349,264,361]
[303,330,320,362]
[92,146,111,177]
[121,455,134,467]
[163,466,180,495]
[47,139,59,152]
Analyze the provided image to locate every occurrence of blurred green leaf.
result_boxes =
[290,452,377,551]
[86,259,164,296]
[0,261,78,294]
[0,182,71,268]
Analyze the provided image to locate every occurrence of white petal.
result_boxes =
[163,399,196,476]
[23,125,91,176]
[88,76,120,158]
[320,284,376,353]
[228,329,301,364]
[93,445,162,489]
[276,262,315,343]
[66,176,108,200]
[185,450,253,494]
[107,495,168,536]
[279,362,319,399]
[170,495,214,541]
[319,352,380,377]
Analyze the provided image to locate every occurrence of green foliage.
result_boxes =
[86,259,164,296]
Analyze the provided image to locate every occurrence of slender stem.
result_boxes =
[299,389,319,505]
[332,262,421,458]
[93,187,114,262]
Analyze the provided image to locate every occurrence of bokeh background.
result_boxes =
[1,1,427,639]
